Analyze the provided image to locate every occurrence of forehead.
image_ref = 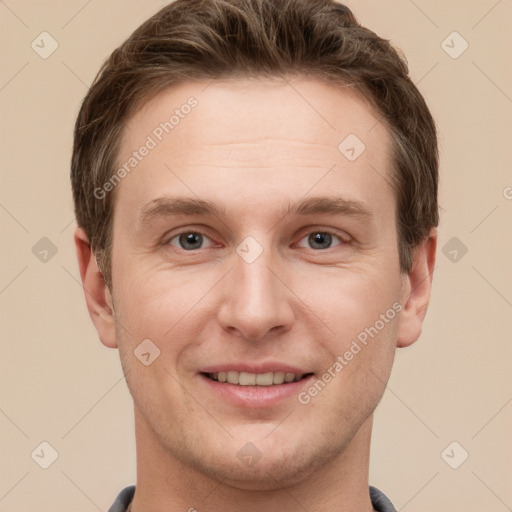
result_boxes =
[123,78,389,153]
[116,78,395,215]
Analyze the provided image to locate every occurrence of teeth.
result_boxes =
[227,371,239,384]
[255,372,273,386]
[208,371,306,386]
[239,372,256,385]
[273,372,285,384]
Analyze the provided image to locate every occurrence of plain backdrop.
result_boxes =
[1,1,511,510]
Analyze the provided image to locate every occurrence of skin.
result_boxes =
[75,78,436,512]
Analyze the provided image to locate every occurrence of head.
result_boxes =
[72,0,438,490]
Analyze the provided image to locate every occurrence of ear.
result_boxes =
[397,228,437,348]
[74,227,117,349]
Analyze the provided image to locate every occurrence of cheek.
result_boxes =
[113,258,198,326]
[111,264,219,379]
[300,310,398,426]
[294,264,402,340]
[295,264,401,405]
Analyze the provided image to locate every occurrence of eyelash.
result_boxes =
[164,228,351,251]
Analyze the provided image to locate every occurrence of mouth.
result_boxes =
[198,364,315,408]
[202,371,314,386]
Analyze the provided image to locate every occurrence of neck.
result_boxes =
[129,410,376,512]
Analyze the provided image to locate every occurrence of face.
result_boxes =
[100,78,410,488]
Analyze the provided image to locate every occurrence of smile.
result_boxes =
[204,371,312,386]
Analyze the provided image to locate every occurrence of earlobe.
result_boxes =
[396,229,437,348]
[74,227,118,349]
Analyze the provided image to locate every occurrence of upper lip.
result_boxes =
[199,363,311,374]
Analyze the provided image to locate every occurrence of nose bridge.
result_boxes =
[217,242,293,340]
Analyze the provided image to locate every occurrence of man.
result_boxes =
[71,0,438,510]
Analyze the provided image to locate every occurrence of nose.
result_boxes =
[216,248,295,341]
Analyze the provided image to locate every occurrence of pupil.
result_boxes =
[309,232,332,249]
[180,232,202,250]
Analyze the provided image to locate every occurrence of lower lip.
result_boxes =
[199,373,314,408]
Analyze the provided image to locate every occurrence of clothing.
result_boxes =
[108,484,397,511]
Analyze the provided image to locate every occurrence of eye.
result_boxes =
[168,231,214,251]
[296,231,345,250]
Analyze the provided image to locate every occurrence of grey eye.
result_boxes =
[308,232,333,249]
[170,232,206,250]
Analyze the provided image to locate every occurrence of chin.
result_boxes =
[170,432,344,491]
[198,454,323,491]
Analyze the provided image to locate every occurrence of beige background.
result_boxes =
[1,0,511,510]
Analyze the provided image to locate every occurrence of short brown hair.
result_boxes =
[71,0,438,288]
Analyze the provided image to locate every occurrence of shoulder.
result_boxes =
[108,485,135,512]
[369,486,397,512]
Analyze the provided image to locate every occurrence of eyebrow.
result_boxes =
[139,195,372,226]
[140,197,226,226]
[285,196,372,218]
